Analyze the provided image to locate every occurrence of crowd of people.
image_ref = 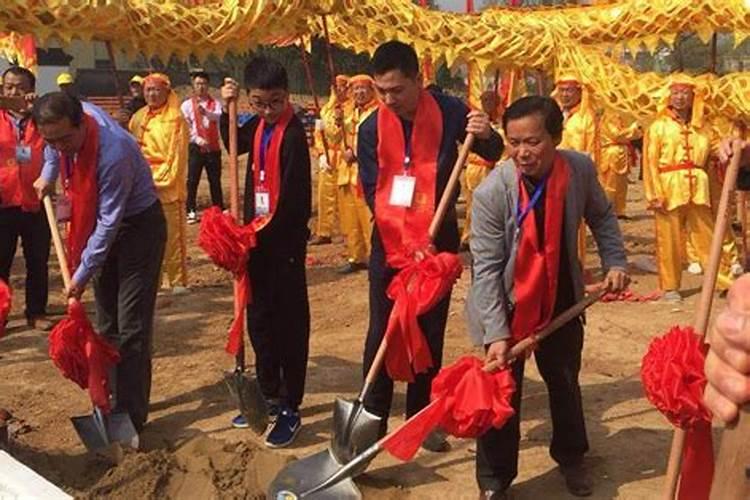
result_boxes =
[1,38,750,499]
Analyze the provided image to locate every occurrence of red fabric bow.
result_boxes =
[382,355,516,461]
[198,207,257,355]
[0,279,10,338]
[384,252,463,382]
[641,325,713,500]
[48,300,120,412]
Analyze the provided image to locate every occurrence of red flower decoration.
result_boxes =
[640,325,711,428]
[0,279,10,338]
[197,207,256,277]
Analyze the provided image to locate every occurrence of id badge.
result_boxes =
[15,145,31,164]
[255,190,270,216]
[56,194,72,223]
[389,175,416,208]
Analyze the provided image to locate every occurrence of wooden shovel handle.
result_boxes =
[364,133,477,385]
[662,140,744,500]
[42,195,72,289]
[227,98,240,219]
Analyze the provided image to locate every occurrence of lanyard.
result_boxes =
[402,119,413,172]
[258,124,275,184]
[515,174,547,228]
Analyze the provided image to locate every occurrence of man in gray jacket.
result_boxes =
[466,96,629,499]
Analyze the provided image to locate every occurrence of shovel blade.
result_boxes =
[268,449,362,500]
[224,369,268,434]
[71,410,137,462]
[331,397,382,464]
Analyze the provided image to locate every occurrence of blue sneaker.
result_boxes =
[231,414,249,429]
[265,408,301,448]
[267,403,281,424]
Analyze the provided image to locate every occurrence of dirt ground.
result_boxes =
[0,163,734,499]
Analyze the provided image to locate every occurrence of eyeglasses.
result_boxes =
[250,98,286,112]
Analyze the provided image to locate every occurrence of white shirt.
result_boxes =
[180,95,222,146]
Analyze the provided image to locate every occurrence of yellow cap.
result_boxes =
[349,74,374,86]
[56,72,74,86]
[143,72,171,88]
[129,75,144,85]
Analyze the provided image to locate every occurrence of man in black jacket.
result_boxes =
[219,57,311,448]
[357,41,504,452]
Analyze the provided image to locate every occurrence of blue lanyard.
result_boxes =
[258,124,275,183]
[515,174,547,227]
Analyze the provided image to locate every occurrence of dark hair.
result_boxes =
[243,56,288,91]
[191,70,210,82]
[502,96,564,140]
[2,66,36,91]
[372,41,419,79]
[31,92,84,127]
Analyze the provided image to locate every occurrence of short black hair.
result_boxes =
[31,92,84,127]
[372,41,419,79]
[243,56,288,91]
[2,66,36,91]
[191,70,210,82]
[502,96,564,140]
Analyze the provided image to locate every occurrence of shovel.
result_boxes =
[330,133,477,464]
[223,97,268,434]
[270,290,605,499]
[43,196,138,459]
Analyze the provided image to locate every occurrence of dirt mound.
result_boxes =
[58,434,290,499]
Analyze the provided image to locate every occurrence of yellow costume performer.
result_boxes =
[338,74,376,272]
[129,73,189,290]
[555,74,597,266]
[598,111,641,217]
[643,75,733,297]
[312,74,350,244]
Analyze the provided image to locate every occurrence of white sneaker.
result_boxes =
[662,290,682,302]
[687,262,703,275]
[172,286,189,295]
[731,262,744,277]
[187,211,198,224]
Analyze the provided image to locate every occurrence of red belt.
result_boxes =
[659,162,696,173]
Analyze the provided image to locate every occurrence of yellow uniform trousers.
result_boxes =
[461,161,492,244]
[599,169,628,216]
[161,200,188,288]
[654,203,733,291]
[315,165,338,238]
[338,185,372,264]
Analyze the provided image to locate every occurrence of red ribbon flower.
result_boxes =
[641,325,713,500]
[198,207,257,355]
[384,252,463,382]
[382,355,516,461]
[48,300,120,412]
[0,279,10,338]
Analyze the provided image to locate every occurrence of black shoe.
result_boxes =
[421,429,451,452]
[337,262,367,275]
[560,463,593,497]
[478,490,510,500]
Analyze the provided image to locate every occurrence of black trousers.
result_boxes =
[476,317,589,491]
[186,144,223,213]
[0,207,50,318]
[362,261,451,424]
[247,244,310,410]
[93,201,166,432]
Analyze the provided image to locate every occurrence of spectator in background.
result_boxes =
[181,70,224,224]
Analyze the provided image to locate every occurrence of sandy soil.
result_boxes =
[0,166,733,499]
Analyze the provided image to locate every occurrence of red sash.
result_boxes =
[375,90,442,269]
[60,114,99,274]
[0,111,45,212]
[191,96,220,152]
[511,152,570,341]
[251,105,294,231]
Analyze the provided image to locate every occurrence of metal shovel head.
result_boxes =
[268,448,362,500]
[331,397,382,464]
[71,409,138,461]
[224,369,268,434]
